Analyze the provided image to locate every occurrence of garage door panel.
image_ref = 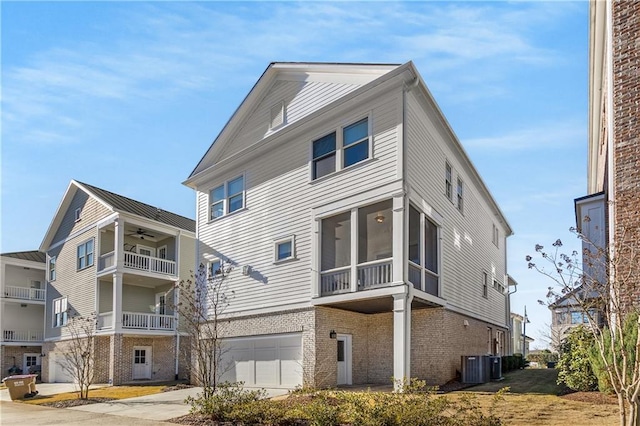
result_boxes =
[220,334,302,388]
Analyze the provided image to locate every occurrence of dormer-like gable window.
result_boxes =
[270,101,286,130]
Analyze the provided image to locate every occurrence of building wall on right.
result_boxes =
[611,0,640,307]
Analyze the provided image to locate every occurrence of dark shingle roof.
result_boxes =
[76,181,195,233]
[2,251,46,263]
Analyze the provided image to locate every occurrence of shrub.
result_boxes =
[185,381,266,422]
[556,326,598,391]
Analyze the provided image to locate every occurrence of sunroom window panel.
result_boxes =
[408,206,421,265]
[358,200,393,263]
[424,219,438,274]
[321,212,351,271]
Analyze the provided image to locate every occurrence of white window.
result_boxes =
[274,236,295,262]
[158,245,167,259]
[49,256,56,281]
[482,271,488,298]
[456,177,464,213]
[209,175,245,220]
[209,259,222,278]
[137,245,155,257]
[53,297,68,327]
[77,239,94,270]
[74,207,82,222]
[312,117,370,180]
[492,224,499,248]
[270,101,286,130]
[445,162,452,201]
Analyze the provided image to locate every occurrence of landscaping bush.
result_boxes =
[556,326,598,391]
[185,381,266,422]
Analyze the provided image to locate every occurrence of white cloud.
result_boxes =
[463,121,586,151]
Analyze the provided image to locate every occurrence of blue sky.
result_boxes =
[1,1,588,348]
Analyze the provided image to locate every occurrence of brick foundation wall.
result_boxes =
[1,346,42,377]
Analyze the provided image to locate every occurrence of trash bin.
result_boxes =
[2,374,38,400]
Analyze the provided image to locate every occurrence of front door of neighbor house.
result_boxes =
[132,346,152,379]
[23,353,40,375]
[336,334,352,385]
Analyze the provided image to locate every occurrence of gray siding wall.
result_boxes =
[405,91,508,326]
[196,90,402,315]
[218,80,361,161]
[52,190,110,245]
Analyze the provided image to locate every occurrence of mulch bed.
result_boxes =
[37,397,116,408]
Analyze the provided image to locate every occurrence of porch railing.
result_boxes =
[320,267,351,295]
[124,252,176,276]
[98,251,115,271]
[2,329,44,342]
[97,312,114,329]
[357,259,392,290]
[408,262,438,297]
[97,311,175,331]
[3,286,45,301]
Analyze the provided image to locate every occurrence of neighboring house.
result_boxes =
[579,0,640,309]
[39,180,195,384]
[510,313,533,357]
[549,288,604,351]
[1,251,46,376]
[184,61,514,389]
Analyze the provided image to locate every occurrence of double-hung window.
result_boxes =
[53,297,68,327]
[77,239,94,270]
[445,162,452,201]
[49,256,57,281]
[209,175,245,220]
[209,259,222,278]
[456,177,464,213]
[312,117,370,180]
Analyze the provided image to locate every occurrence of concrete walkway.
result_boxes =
[0,383,289,423]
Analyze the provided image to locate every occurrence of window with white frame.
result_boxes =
[49,256,56,281]
[482,271,488,298]
[456,177,464,213]
[445,162,452,201]
[270,101,286,130]
[209,175,245,220]
[53,297,68,327]
[77,239,94,270]
[492,224,499,247]
[209,259,222,278]
[312,117,370,180]
[407,204,440,296]
[74,207,82,222]
[274,236,295,262]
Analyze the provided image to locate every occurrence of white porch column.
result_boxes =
[350,208,358,293]
[114,217,124,269]
[312,219,320,298]
[392,195,405,283]
[393,290,412,390]
[112,272,123,332]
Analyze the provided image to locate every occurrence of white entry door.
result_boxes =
[23,353,40,375]
[132,346,152,379]
[336,334,352,385]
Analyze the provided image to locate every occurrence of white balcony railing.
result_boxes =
[124,252,176,276]
[320,267,351,295]
[97,311,175,331]
[3,286,46,301]
[357,259,392,290]
[2,329,44,342]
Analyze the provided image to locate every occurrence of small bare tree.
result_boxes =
[528,226,640,426]
[57,311,98,400]
[174,262,233,399]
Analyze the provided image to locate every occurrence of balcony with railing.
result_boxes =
[97,250,176,276]
[97,311,175,331]
[2,329,44,343]
[2,286,46,302]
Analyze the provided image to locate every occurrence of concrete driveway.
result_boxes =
[1,383,288,423]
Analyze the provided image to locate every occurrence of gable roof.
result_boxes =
[76,181,195,232]
[186,62,401,181]
[40,180,195,250]
[1,250,46,263]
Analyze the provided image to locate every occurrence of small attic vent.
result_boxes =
[270,101,285,130]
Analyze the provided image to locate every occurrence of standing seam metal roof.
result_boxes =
[1,251,46,263]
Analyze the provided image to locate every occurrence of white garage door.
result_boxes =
[220,333,302,388]
[49,353,76,383]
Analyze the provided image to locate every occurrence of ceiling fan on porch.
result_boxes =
[126,228,155,240]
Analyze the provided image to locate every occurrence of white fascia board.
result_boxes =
[0,256,47,270]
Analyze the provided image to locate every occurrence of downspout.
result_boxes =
[507,278,518,355]
[605,0,615,315]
